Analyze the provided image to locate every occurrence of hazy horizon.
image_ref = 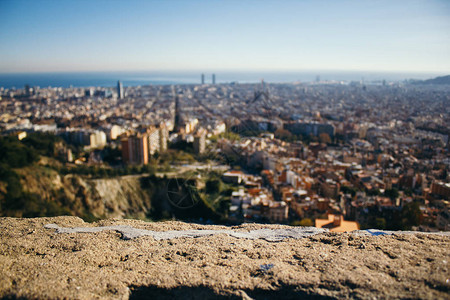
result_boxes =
[0,68,448,76]
[0,69,446,89]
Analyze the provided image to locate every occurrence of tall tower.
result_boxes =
[212,74,216,85]
[24,84,31,96]
[201,73,205,85]
[194,129,206,154]
[174,95,184,133]
[117,80,124,99]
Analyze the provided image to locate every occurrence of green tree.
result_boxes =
[142,164,156,175]
[401,201,422,230]
[341,185,358,197]
[385,188,399,200]
[206,179,221,194]
[291,218,314,226]
[274,128,293,141]
[22,132,61,157]
[102,146,122,165]
[299,218,314,226]
[0,136,38,168]
[319,133,331,144]
[375,217,387,230]
[152,151,159,160]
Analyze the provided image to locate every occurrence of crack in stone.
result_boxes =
[352,229,450,237]
[44,224,328,242]
[44,224,450,242]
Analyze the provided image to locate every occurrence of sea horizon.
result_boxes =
[0,70,446,89]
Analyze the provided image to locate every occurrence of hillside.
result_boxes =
[3,164,220,222]
[417,75,450,85]
[9,165,152,220]
[0,217,449,299]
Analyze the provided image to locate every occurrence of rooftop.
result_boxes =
[315,214,360,232]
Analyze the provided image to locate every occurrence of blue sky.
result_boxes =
[0,0,449,73]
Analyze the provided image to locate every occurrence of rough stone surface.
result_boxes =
[1,217,449,299]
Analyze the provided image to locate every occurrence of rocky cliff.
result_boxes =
[0,217,449,299]
[16,166,152,220]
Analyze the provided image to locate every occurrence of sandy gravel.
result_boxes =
[0,216,449,299]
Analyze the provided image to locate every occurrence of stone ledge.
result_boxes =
[0,216,449,299]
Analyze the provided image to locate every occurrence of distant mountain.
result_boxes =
[418,75,450,85]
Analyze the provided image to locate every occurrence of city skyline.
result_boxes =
[0,0,449,74]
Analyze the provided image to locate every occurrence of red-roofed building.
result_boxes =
[315,214,359,232]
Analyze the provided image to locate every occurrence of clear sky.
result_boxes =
[0,0,449,73]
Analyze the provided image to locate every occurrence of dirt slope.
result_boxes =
[0,217,448,299]
[15,166,151,219]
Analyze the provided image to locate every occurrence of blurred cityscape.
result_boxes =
[0,75,449,231]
